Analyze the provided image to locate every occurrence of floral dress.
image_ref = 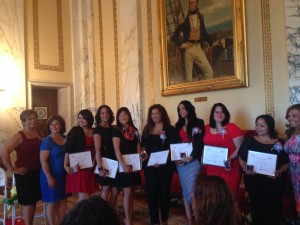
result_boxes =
[284,134,300,212]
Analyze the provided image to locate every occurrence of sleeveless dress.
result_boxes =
[14,131,42,205]
[65,136,99,194]
[112,127,141,188]
[40,136,70,202]
[203,123,243,196]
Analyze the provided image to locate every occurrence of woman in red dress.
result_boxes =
[203,103,244,196]
[64,109,99,201]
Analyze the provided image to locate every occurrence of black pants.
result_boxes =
[144,164,174,224]
[245,174,284,225]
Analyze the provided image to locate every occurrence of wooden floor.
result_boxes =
[1,190,187,225]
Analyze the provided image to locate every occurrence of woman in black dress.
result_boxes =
[141,104,177,225]
[239,114,289,225]
[112,107,142,225]
[93,105,118,207]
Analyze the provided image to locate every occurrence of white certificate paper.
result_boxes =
[119,153,141,172]
[247,150,277,176]
[94,157,119,179]
[170,143,193,161]
[202,145,228,167]
[147,150,169,166]
[69,151,93,169]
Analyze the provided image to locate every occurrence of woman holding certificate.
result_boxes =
[93,105,118,207]
[64,109,98,201]
[284,104,300,220]
[112,107,142,225]
[175,100,205,225]
[40,115,70,225]
[203,103,244,197]
[0,109,43,225]
[239,114,289,225]
[141,104,177,225]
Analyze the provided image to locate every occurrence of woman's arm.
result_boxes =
[64,153,73,174]
[40,150,56,188]
[93,133,108,176]
[275,163,289,178]
[112,137,131,173]
[0,132,27,175]
[93,134,102,168]
[228,135,244,162]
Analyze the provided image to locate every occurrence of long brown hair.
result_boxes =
[142,104,171,136]
[193,175,242,225]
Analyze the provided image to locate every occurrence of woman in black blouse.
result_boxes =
[141,104,177,225]
[112,107,142,225]
[239,114,289,225]
[93,105,118,207]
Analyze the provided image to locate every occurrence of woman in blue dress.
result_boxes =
[40,115,70,225]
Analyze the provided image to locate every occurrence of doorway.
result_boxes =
[27,81,73,136]
[32,87,58,136]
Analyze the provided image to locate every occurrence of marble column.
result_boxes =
[0,0,26,148]
[119,0,142,131]
[71,0,97,116]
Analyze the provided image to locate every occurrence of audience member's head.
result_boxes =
[192,175,243,225]
[61,195,120,225]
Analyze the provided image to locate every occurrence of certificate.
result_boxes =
[119,153,141,172]
[247,150,277,176]
[94,157,119,179]
[170,143,193,161]
[147,150,169,166]
[202,145,228,167]
[69,151,93,169]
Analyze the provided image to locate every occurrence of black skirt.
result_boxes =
[14,170,41,205]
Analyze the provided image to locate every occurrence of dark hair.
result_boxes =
[95,105,115,125]
[209,103,230,128]
[20,109,38,123]
[175,100,197,141]
[46,115,66,134]
[255,114,278,139]
[116,107,137,130]
[78,109,94,128]
[61,195,120,225]
[285,104,300,138]
[193,175,242,225]
[143,104,171,136]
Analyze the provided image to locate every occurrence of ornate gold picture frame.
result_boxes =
[158,0,248,96]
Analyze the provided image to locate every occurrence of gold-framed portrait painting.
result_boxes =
[159,0,248,96]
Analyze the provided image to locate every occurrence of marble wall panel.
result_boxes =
[71,0,97,117]
[119,0,142,131]
[0,0,26,148]
[285,0,300,104]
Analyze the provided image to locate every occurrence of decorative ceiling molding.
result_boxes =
[147,0,154,105]
[261,0,274,117]
[113,0,120,108]
[98,0,105,104]
[32,0,64,72]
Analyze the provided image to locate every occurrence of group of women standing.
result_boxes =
[1,102,300,225]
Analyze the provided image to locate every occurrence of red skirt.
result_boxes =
[66,168,99,195]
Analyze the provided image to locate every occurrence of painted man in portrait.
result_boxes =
[172,0,216,82]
